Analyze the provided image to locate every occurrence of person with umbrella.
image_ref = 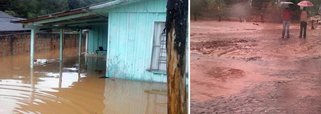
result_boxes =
[299,7,308,38]
[279,1,294,39]
[281,6,293,39]
[298,0,313,39]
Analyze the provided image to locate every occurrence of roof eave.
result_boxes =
[16,7,89,24]
[15,0,144,28]
[89,0,126,10]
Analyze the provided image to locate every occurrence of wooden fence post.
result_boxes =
[166,0,188,113]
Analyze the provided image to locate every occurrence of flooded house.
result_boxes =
[19,0,167,82]
[0,11,28,33]
[9,0,168,113]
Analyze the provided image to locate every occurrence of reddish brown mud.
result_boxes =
[191,21,321,114]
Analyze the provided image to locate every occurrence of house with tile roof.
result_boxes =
[0,11,28,32]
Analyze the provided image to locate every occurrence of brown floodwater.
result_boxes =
[0,48,167,114]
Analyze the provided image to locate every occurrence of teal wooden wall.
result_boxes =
[106,0,167,82]
[87,24,108,54]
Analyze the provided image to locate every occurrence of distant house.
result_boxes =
[0,11,28,33]
[19,0,167,82]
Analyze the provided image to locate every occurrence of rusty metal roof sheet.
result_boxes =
[17,7,89,24]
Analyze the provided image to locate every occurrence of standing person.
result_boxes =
[282,7,292,39]
[319,5,321,15]
[260,12,264,23]
[300,7,308,38]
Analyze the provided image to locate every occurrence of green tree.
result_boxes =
[191,0,206,21]
[191,0,226,21]
[3,0,108,18]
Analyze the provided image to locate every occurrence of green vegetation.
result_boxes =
[0,0,110,18]
[191,0,321,21]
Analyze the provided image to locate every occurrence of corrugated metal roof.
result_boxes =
[16,0,143,25]
[17,8,88,23]
[0,11,28,32]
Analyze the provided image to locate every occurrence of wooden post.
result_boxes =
[29,68,35,103]
[78,29,82,57]
[59,61,63,88]
[59,28,64,62]
[167,27,187,114]
[30,29,36,68]
[166,0,188,113]
[78,29,82,79]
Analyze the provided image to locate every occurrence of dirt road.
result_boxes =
[191,21,321,114]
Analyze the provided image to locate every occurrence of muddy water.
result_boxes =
[0,48,167,114]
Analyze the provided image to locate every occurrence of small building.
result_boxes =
[0,11,28,33]
[19,0,167,82]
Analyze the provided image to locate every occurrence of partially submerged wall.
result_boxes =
[107,0,167,82]
[0,32,79,56]
[87,24,108,54]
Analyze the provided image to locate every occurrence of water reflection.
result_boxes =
[104,79,167,114]
[0,48,167,114]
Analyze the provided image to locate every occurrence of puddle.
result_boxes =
[0,48,167,114]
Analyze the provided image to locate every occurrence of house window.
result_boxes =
[150,22,166,72]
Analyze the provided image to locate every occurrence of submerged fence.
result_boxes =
[0,32,79,56]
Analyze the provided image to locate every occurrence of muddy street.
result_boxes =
[191,21,321,114]
[0,48,167,114]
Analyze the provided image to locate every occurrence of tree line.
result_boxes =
[0,0,110,18]
[191,0,321,21]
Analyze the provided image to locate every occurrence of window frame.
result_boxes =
[148,21,167,74]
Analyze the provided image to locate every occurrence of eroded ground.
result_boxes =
[191,21,321,114]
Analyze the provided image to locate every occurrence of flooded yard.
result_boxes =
[0,48,167,114]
